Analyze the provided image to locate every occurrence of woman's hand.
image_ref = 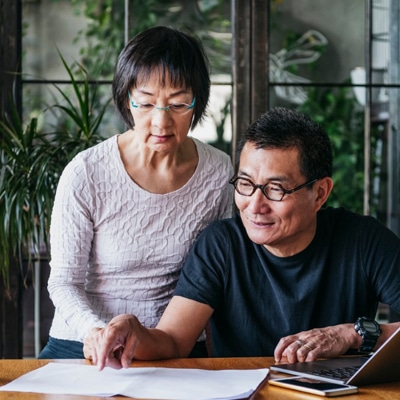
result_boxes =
[83,327,102,361]
[84,314,143,370]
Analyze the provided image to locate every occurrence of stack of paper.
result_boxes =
[0,363,269,400]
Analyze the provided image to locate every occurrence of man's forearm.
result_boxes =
[129,327,181,360]
[89,314,181,370]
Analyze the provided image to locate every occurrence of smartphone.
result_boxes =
[269,377,358,397]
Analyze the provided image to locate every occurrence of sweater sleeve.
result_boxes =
[47,155,107,341]
[218,158,234,219]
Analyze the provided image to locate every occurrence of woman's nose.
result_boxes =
[151,108,173,127]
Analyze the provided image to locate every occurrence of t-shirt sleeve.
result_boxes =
[360,215,400,312]
[174,220,229,310]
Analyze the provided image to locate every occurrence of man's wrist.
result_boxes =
[354,317,381,352]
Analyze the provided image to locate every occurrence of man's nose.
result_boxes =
[247,187,271,212]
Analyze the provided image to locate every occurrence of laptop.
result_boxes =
[270,326,400,386]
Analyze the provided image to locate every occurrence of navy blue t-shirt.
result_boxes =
[174,207,400,357]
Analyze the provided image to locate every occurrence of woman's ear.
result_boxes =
[314,177,334,211]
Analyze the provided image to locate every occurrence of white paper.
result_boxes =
[0,362,269,400]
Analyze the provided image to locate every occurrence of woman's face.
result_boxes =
[128,70,195,153]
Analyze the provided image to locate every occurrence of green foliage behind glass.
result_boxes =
[0,52,111,289]
[64,0,231,79]
[0,111,58,289]
[297,85,366,214]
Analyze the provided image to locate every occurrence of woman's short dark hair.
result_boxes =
[236,107,333,180]
[113,26,210,129]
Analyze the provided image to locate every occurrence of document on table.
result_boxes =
[0,362,269,400]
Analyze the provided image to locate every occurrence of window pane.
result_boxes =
[22,1,87,79]
[22,0,232,152]
[269,0,365,86]
[191,78,232,152]
[268,0,395,224]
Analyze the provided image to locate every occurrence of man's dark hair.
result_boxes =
[236,107,333,180]
[113,26,210,129]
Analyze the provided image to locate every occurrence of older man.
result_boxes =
[85,107,400,370]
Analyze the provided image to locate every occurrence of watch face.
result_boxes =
[363,321,378,331]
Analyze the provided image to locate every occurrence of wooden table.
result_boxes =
[1,357,399,399]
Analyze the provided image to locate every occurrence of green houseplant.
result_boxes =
[0,108,59,291]
[0,53,111,292]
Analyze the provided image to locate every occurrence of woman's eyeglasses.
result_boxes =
[128,92,195,115]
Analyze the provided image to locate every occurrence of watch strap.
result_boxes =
[354,317,381,352]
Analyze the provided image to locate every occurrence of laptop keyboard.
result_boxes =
[312,366,359,380]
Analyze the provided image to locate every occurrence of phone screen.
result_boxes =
[281,378,351,390]
[269,377,359,397]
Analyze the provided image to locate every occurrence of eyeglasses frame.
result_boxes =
[128,91,196,114]
[229,176,319,202]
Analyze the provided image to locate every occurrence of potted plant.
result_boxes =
[0,53,111,291]
[0,52,112,357]
[0,108,58,292]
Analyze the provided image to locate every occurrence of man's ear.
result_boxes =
[314,177,334,211]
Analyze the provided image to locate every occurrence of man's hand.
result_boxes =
[274,324,359,363]
[83,314,145,370]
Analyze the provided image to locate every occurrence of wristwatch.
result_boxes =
[354,317,381,352]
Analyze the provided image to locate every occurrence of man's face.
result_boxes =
[235,142,322,257]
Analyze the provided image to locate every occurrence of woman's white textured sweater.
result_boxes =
[47,135,233,341]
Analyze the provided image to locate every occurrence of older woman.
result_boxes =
[39,26,233,359]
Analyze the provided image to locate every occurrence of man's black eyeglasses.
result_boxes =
[229,176,319,202]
